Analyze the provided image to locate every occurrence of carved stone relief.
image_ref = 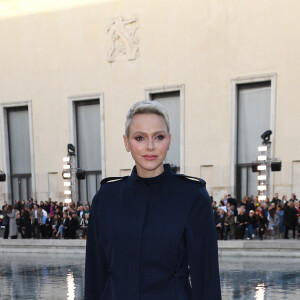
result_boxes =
[107,15,139,62]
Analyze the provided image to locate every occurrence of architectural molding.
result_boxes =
[107,15,139,62]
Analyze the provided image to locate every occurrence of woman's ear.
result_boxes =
[123,135,130,152]
[168,134,172,150]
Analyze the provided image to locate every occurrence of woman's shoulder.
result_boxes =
[173,173,206,187]
[100,176,129,185]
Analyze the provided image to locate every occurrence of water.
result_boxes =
[219,256,300,300]
[0,253,299,299]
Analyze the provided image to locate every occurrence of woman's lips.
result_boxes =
[142,155,158,161]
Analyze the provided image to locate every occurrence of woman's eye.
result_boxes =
[135,136,143,141]
[156,135,164,140]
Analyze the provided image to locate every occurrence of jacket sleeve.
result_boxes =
[185,186,222,300]
[84,193,108,300]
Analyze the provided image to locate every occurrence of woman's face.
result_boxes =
[123,113,171,178]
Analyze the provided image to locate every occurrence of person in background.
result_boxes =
[271,193,281,207]
[268,209,279,239]
[215,208,225,240]
[224,209,235,240]
[258,212,268,240]
[21,206,32,239]
[247,210,256,240]
[2,203,9,239]
[30,204,43,239]
[235,207,248,240]
[7,205,18,239]
[276,205,285,239]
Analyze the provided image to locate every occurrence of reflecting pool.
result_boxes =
[220,256,300,300]
[0,253,299,299]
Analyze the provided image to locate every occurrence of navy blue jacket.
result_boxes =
[85,164,221,300]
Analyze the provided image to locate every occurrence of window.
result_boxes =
[75,99,102,204]
[7,106,32,203]
[149,91,181,172]
[236,81,271,200]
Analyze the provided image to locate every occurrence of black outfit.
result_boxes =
[235,214,247,239]
[215,213,225,240]
[284,205,291,239]
[85,164,221,300]
[21,210,32,239]
[258,214,268,240]
[2,211,9,239]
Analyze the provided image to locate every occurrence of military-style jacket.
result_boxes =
[85,164,221,300]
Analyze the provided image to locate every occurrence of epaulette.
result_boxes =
[175,174,206,187]
[100,176,129,184]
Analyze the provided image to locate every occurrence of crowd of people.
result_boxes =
[212,193,300,240]
[1,192,300,241]
[0,198,89,240]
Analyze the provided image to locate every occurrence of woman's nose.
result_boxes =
[146,138,155,150]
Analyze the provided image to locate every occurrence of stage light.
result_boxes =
[63,157,70,162]
[65,198,72,203]
[63,164,71,170]
[68,144,75,156]
[64,181,71,187]
[258,155,267,161]
[258,175,267,181]
[64,190,71,195]
[62,171,71,179]
[258,195,266,201]
[252,162,260,172]
[257,165,266,171]
[258,146,268,152]
[257,185,266,191]
[261,130,272,143]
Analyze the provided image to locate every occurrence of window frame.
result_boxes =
[0,100,35,203]
[230,73,277,199]
[145,84,185,174]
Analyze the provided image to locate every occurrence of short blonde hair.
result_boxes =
[125,100,170,137]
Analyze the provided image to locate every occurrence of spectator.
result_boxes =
[215,208,225,240]
[289,201,298,239]
[282,195,287,204]
[258,212,268,240]
[30,204,43,239]
[43,213,53,239]
[268,209,279,239]
[276,205,285,238]
[271,193,281,207]
[2,204,9,239]
[235,207,247,240]
[81,213,89,239]
[247,210,256,240]
[7,205,18,239]
[290,193,297,202]
[224,210,235,240]
[20,207,32,239]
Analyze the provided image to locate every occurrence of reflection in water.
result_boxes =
[220,256,300,300]
[0,253,85,300]
[255,283,265,300]
[67,271,76,300]
[0,253,300,299]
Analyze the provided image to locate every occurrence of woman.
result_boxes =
[7,205,18,239]
[276,205,285,238]
[85,100,221,300]
[224,209,235,240]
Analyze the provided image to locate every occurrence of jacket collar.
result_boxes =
[129,164,172,185]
